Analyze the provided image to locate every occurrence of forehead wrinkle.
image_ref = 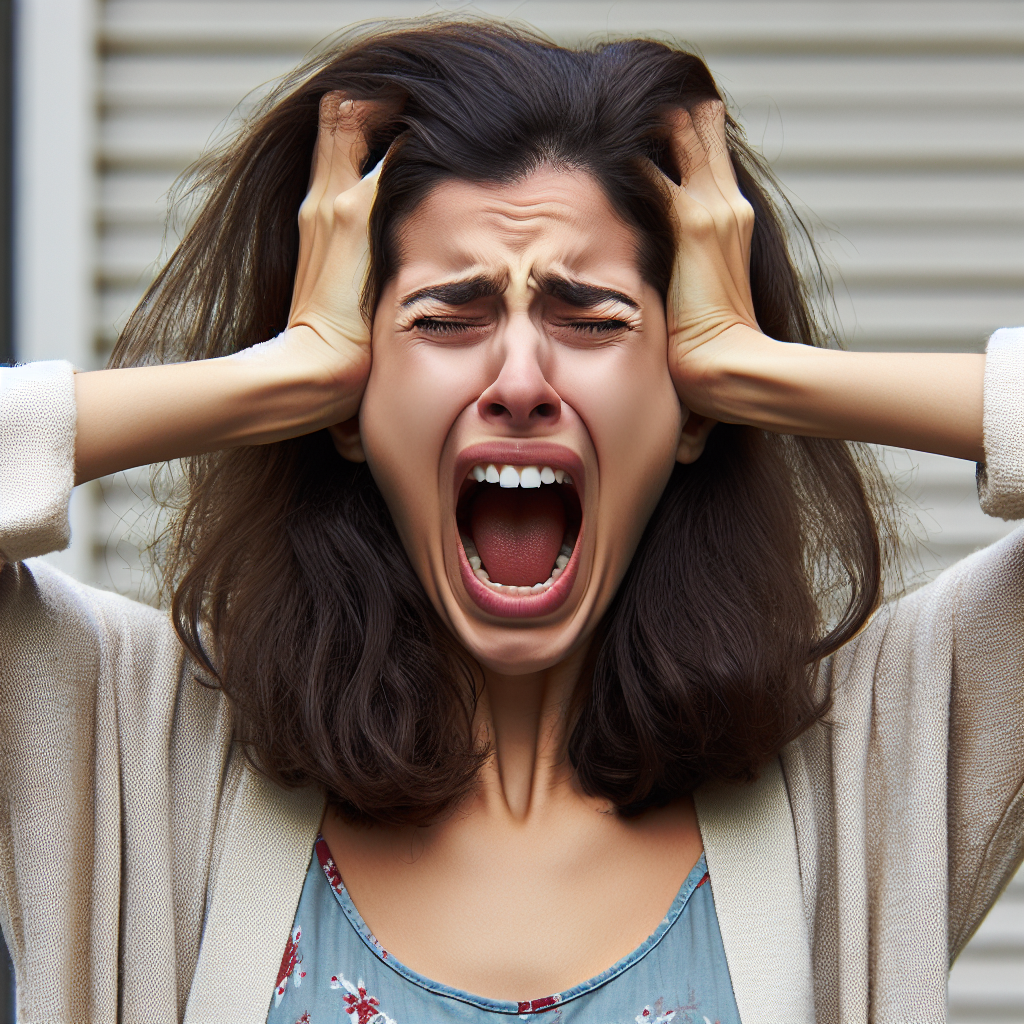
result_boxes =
[395,170,645,298]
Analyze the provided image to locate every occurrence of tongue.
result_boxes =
[470,487,566,587]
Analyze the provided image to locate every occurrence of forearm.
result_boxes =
[696,327,985,462]
[74,329,359,484]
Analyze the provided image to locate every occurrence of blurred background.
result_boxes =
[1,0,1022,1020]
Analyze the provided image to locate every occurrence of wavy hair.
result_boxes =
[112,19,893,823]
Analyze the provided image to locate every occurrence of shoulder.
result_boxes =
[815,524,1024,683]
[0,555,183,694]
[2,554,172,636]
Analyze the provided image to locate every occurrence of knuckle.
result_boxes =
[332,192,357,220]
[685,205,715,232]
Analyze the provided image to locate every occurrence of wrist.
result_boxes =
[225,326,366,440]
[677,326,796,423]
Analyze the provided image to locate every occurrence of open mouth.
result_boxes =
[454,448,584,618]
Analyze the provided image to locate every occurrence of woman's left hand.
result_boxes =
[660,100,984,463]
[663,100,761,413]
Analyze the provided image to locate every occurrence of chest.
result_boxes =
[319,799,704,1000]
[268,835,738,1024]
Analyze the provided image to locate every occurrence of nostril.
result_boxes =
[533,403,557,419]
[486,402,510,419]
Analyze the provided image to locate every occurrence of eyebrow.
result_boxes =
[539,274,639,311]
[398,271,640,311]
[399,273,509,308]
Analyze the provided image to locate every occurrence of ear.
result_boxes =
[327,417,366,463]
[676,409,717,464]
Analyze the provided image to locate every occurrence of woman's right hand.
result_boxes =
[73,94,389,485]
[284,93,386,421]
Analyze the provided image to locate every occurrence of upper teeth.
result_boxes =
[468,464,574,488]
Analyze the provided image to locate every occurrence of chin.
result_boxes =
[445,609,593,676]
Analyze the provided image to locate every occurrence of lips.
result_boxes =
[452,443,585,619]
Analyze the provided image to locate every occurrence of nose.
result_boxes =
[477,327,561,430]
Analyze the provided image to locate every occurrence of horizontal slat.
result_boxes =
[947,958,1024,1005]
[98,226,175,284]
[813,225,1024,288]
[100,52,1024,109]
[102,54,297,108]
[947,873,1024,1021]
[99,107,1024,173]
[784,171,1024,225]
[713,54,1024,103]
[99,170,181,224]
[829,287,1022,350]
[955,899,1024,953]
[754,107,1024,171]
[97,283,148,348]
[101,1,1024,54]
[100,110,243,169]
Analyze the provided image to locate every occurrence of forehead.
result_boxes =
[396,166,643,283]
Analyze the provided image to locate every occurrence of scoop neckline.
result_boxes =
[312,834,710,1016]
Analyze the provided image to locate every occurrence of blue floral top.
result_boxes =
[266,835,740,1024]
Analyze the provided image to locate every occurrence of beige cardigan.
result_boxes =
[1,331,1023,1024]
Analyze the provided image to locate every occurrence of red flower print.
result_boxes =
[274,925,304,1006]
[329,974,397,1024]
[315,835,345,896]
[294,1014,311,1024]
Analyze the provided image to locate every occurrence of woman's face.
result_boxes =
[358,165,683,673]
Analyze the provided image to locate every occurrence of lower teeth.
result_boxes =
[461,537,573,595]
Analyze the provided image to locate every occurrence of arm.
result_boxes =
[74,93,381,486]
[688,329,984,462]
[665,102,984,463]
[73,329,357,484]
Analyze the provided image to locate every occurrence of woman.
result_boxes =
[0,18,1020,1024]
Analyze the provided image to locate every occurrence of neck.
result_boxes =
[472,645,591,821]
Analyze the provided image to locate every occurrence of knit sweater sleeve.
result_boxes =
[976,328,1024,519]
[0,362,235,1023]
[781,326,1024,1023]
[0,361,76,563]
[945,327,1024,948]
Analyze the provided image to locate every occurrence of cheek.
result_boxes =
[358,334,490,551]
[553,329,681,565]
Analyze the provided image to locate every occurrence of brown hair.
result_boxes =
[113,19,892,824]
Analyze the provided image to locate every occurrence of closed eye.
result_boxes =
[413,317,481,336]
[560,319,635,335]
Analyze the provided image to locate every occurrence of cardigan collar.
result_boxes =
[184,757,814,1023]
[694,756,816,1023]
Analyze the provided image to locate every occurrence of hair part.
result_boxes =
[113,17,893,824]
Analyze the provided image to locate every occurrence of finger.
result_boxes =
[689,101,728,168]
[667,107,718,200]
[318,92,370,198]
[691,100,754,268]
[669,105,756,322]
[669,107,742,265]
[297,96,378,297]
